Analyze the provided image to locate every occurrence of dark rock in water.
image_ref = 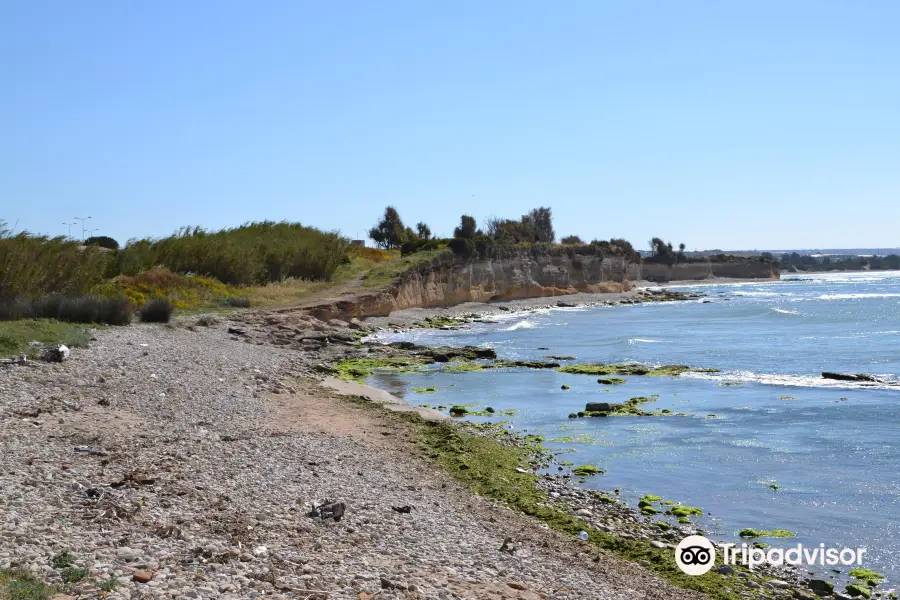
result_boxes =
[431,354,450,363]
[557,301,578,307]
[495,360,560,369]
[808,579,835,595]
[585,402,613,413]
[822,372,879,383]
[389,341,421,351]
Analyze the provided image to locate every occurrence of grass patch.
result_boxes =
[0,320,91,357]
[59,567,89,584]
[50,552,74,569]
[362,248,451,290]
[0,569,51,600]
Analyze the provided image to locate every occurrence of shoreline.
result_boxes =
[2,276,889,600]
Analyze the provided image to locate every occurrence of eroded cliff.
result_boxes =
[305,252,779,320]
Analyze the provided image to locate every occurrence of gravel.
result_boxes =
[0,318,705,599]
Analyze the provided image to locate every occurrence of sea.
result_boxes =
[364,271,900,581]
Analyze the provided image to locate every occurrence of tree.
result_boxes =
[84,235,120,250]
[679,243,686,254]
[368,206,405,249]
[453,215,477,239]
[522,207,554,242]
[415,222,432,240]
[486,217,536,243]
[561,235,583,245]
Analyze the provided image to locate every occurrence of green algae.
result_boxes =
[412,386,437,394]
[670,505,703,518]
[738,528,795,539]
[597,377,627,385]
[545,355,576,360]
[846,584,873,598]
[720,381,744,387]
[849,569,883,581]
[559,363,700,377]
[572,465,603,476]
[334,357,431,381]
[335,392,774,600]
[442,361,487,372]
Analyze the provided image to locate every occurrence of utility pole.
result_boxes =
[74,216,91,241]
[62,222,75,238]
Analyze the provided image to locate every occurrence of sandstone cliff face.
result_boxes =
[308,254,779,320]
[629,260,779,283]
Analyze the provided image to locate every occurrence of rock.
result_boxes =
[822,372,879,383]
[133,570,154,583]
[834,593,853,600]
[650,541,668,549]
[768,580,791,589]
[808,579,835,595]
[585,402,613,413]
[745,581,761,589]
[845,584,872,598]
[575,508,593,517]
[507,581,527,590]
[348,318,363,330]
[556,301,577,308]
[716,565,735,575]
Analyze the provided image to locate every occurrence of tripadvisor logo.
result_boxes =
[675,534,870,575]
[676,535,716,575]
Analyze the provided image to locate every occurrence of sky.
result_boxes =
[2,1,898,251]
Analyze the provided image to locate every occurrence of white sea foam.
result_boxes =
[682,369,899,390]
[818,293,900,300]
[503,319,537,331]
[771,308,800,315]
[628,338,665,344]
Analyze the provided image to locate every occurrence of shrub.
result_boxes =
[0,224,110,298]
[0,296,132,325]
[115,221,349,285]
[84,235,119,250]
[227,296,250,308]
[60,567,90,583]
[196,315,218,327]
[448,238,476,258]
[139,299,173,323]
[400,237,443,256]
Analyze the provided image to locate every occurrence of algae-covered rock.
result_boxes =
[597,377,626,385]
[448,405,469,416]
[572,465,603,476]
[845,584,872,598]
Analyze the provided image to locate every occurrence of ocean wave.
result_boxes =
[503,318,537,331]
[683,369,900,390]
[771,308,800,315]
[628,338,665,344]
[818,293,900,300]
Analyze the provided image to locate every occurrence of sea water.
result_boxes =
[366,271,900,580]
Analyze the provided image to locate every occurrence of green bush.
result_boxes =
[114,221,349,285]
[0,225,110,298]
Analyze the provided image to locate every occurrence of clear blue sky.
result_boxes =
[2,1,898,251]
